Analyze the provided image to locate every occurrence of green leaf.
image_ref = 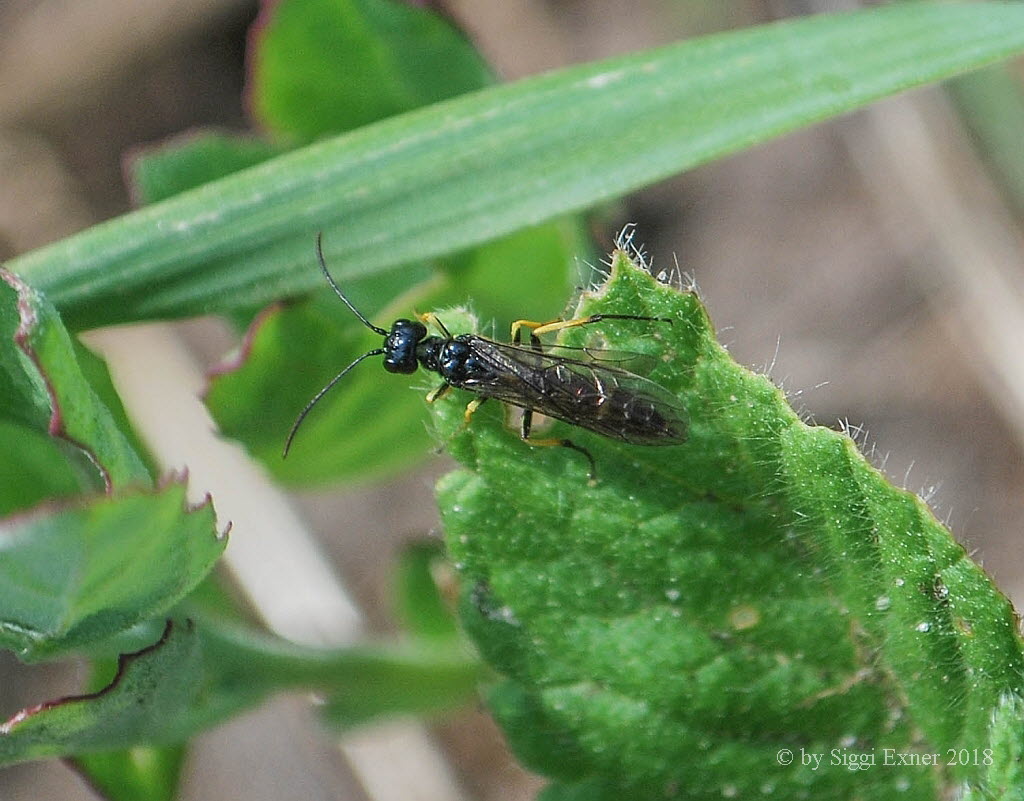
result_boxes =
[432,248,1024,799]
[73,339,158,479]
[190,595,485,731]
[10,5,1024,329]
[0,269,151,491]
[71,745,186,801]
[393,541,459,643]
[961,694,1024,801]
[0,480,225,661]
[315,642,482,729]
[129,132,287,206]
[0,420,87,515]
[205,222,583,485]
[203,262,437,483]
[536,778,615,801]
[250,0,493,138]
[183,606,483,738]
[0,613,482,765]
[125,132,291,329]
[0,622,203,764]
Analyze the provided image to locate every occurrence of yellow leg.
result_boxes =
[529,313,673,338]
[520,408,596,481]
[522,436,597,483]
[464,397,485,424]
[427,387,486,429]
[445,396,488,438]
[512,314,673,346]
[510,319,557,345]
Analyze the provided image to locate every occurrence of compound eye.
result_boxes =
[383,357,415,374]
[383,347,419,373]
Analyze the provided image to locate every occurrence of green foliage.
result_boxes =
[9,5,1024,330]
[128,133,287,207]
[206,222,584,484]
[4,1,1024,798]
[71,745,187,801]
[0,419,84,515]
[0,268,223,665]
[0,482,223,661]
[961,694,1024,801]
[250,0,494,138]
[126,0,582,484]
[433,250,1024,799]
[0,587,481,766]
[0,623,204,763]
[393,541,460,642]
[0,270,151,491]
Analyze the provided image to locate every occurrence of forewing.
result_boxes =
[456,337,550,408]
[540,358,689,445]
[459,337,687,444]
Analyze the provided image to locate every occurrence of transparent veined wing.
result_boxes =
[454,336,688,445]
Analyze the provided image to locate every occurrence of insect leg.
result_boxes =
[464,397,487,423]
[520,408,597,482]
[510,319,558,348]
[529,313,673,338]
[429,387,489,430]
[426,383,452,403]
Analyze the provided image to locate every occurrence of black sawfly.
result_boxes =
[284,234,688,479]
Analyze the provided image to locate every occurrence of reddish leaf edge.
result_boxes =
[243,0,286,132]
[0,468,228,540]
[1,267,116,492]
[202,301,284,389]
[0,619,180,735]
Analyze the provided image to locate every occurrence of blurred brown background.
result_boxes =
[2,1,1023,799]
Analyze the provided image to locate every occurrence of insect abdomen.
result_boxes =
[592,387,685,444]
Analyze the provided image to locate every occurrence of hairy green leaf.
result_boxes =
[0,480,224,661]
[433,249,1024,799]
[9,5,1024,329]
[960,693,1024,801]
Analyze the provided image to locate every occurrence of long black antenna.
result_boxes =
[283,348,386,458]
[316,232,387,336]
[283,234,392,457]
